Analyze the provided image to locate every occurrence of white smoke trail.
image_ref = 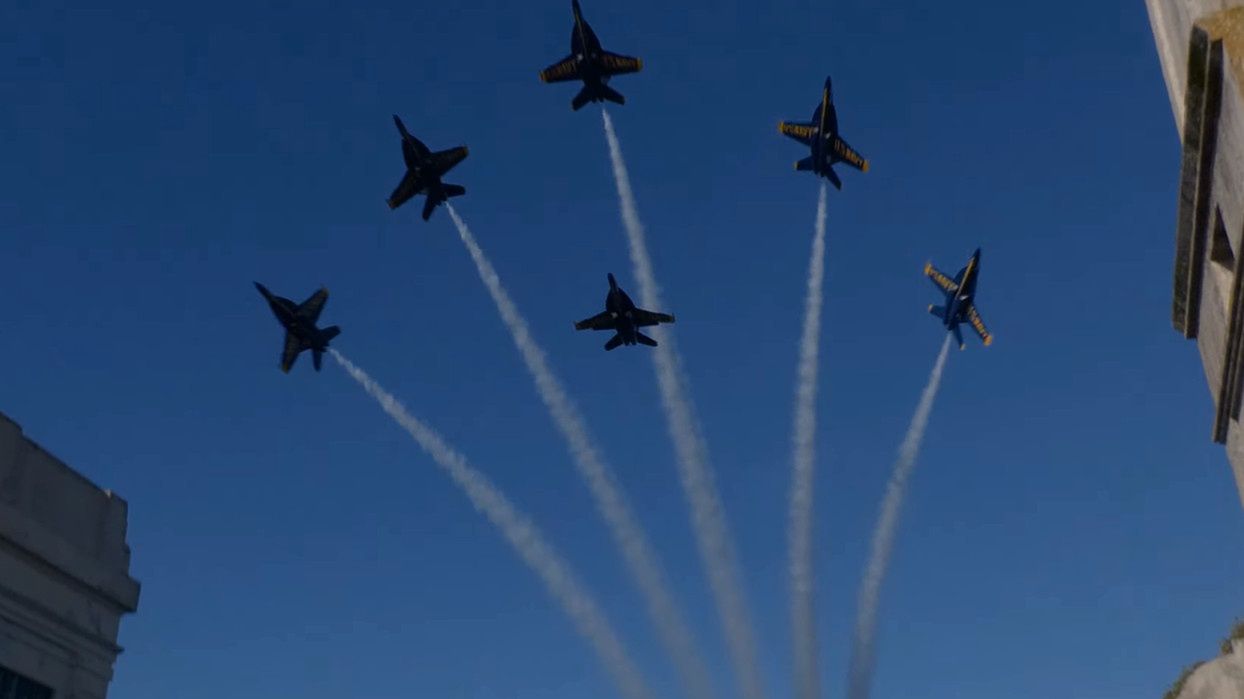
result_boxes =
[330,349,654,699]
[788,182,829,699]
[601,108,768,699]
[444,204,715,699]
[846,334,954,699]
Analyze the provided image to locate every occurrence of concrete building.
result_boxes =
[1148,0,1244,508]
[0,413,140,698]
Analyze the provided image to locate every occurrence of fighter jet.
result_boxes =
[778,76,869,189]
[925,248,993,350]
[255,282,342,373]
[574,273,675,350]
[539,0,643,111]
[386,115,469,221]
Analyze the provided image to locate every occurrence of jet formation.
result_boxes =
[779,76,870,190]
[255,283,342,373]
[386,115,470,221]
[539,0,643,110]
[260,2,992,372]
[925,248,993,350]
[574,273,675,350]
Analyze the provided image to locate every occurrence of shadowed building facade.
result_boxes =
[0,413,140,698]
[1148,0,1244,508]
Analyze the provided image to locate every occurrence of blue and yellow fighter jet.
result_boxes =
[254,283,342,373]
[386,115,468,222]
[539,0,643,111]
[778,76,869,189]
[925,248,993,350]
[574,273,675,351]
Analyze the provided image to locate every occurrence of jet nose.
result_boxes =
[253,281,269,296]
[607,272,617,289]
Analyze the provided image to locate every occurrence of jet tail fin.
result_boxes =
[597,84,625,105]
[928,305,945,318]
[572,87,594,111]
[951,324,965,351]
[572,84,625,111]
[422,196,440,221]
[313,349,324,371]
[604,333,624,351]
[320,325,341,344]
[796,158,843,189]
[420,186,463,220]
[823,166,843,190]
[635,332,658,347]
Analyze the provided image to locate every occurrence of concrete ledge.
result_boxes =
[1174,25,1220,337]
[0,501,139,613]
[0,416,134,573]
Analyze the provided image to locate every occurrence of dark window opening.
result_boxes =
[1211,208,1235,269]
[0,665,53,699]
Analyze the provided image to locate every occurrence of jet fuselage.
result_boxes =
[809,82,837,176]
[393,158,448,206]
[604,273,646,346]
[939,250,980,329]
[571,3,609,86]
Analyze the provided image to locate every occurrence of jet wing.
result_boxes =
[925,263,959,294]
[297,288,329,322]
[966,305,993,346]
[632,309,674,327]
[574,311,617,331]
[281,332,304,373]
[830,135,869,172]
[779,121,816,146]
[541,55,583,83]
[387,173,423,210]
[598,51,642,76]
[429,146,469,174]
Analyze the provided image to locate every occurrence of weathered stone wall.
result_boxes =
[1147,0,1244,129]
[1148,0,1244,507]
[0,414,140,698]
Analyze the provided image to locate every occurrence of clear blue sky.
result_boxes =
[3,1,1241,698]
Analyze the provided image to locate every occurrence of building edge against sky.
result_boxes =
[1148,0,1244,509]
[0,411,140,699]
